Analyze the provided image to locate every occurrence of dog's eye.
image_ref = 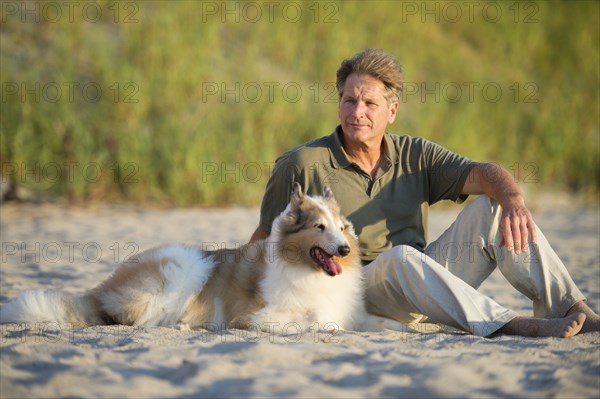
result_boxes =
[314,224,325,231]
[340,225,345,231]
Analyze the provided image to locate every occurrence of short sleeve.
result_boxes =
[422,140,476,204]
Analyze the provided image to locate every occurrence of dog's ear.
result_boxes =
[290,182,304,210]
[281,183,307,233]
[322,186,335,202]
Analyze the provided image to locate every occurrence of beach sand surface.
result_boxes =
[1,201,599,398]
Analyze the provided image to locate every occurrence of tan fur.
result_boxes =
[182,247,267,329]
[86,186,362,329]
[88,244,269,329]
[3,184,401,333]
[91,254,165,325]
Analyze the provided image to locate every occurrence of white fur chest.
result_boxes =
[255,258,365,330]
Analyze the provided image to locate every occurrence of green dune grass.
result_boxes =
[1,0,598,205]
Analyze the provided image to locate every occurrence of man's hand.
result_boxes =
[463,162,537,254]
[498,197,538,254]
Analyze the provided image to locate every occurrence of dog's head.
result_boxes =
[271,183,360,276]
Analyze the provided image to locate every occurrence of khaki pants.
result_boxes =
[363,195,585,336]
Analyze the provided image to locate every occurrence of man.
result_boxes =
[250,48,598,337]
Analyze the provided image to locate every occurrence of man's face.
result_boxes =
[338,73,398,146]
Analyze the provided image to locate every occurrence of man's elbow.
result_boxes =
[462,162,486,195]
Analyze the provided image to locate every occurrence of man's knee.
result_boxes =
[467,195,501,218]
[379,244,424,265]
[371,245,434,284]
[454,195,503,242]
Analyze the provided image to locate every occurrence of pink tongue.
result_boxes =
[321,252,342,276]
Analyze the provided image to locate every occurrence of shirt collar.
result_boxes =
[328,125,399,169]
[328,126,352,169]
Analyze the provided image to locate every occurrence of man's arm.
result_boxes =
[249,226,269,242]
[462,162,537,254]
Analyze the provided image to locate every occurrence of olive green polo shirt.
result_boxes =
[259,125,476,262]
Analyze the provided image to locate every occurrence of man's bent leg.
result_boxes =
[426,195,586,319]
[363,245,517,337]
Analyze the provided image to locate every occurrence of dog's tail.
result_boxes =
[0,289,107,327]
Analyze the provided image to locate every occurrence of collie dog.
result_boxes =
[1,184,407,334]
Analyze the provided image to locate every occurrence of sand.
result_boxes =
[0,200,599,398]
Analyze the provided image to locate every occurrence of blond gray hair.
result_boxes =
[336,48,403,103]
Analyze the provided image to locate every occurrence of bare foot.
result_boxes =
[498,313,586,338]
[566,301,600,333]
